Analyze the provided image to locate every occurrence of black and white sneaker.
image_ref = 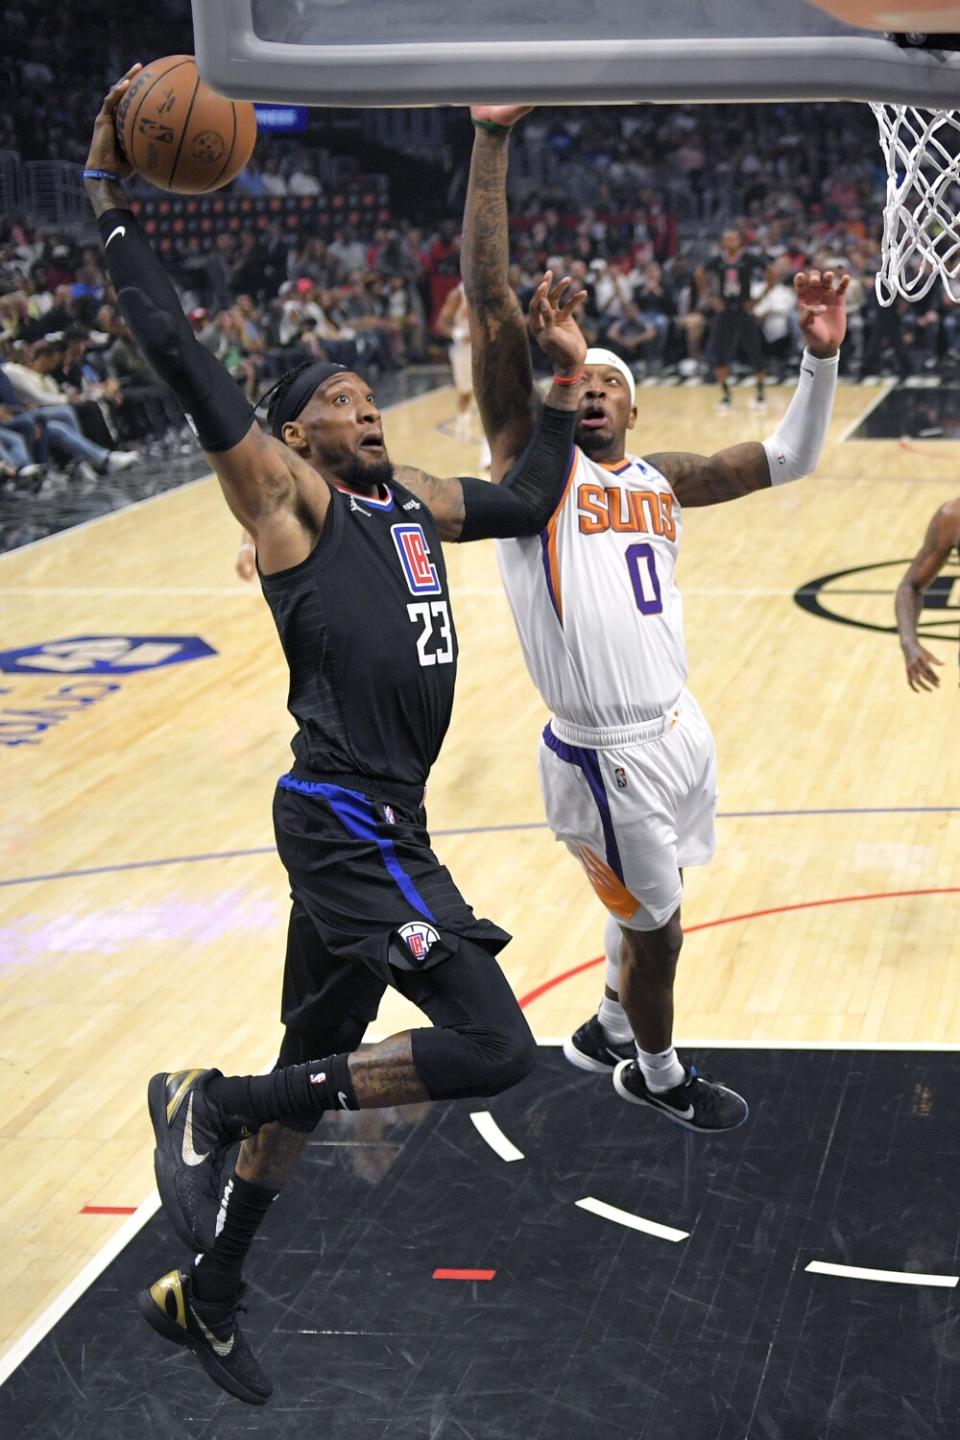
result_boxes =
[138,1268,272,1405]
[148,1069,252,1253]
[562,1015,636,1074]
[612,1060,748,1133]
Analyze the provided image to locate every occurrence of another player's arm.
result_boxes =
[397,272,586,541]
[84,70,321,574]
[895,500,960,691]
[648,269,848,508]
[462,105,539,480]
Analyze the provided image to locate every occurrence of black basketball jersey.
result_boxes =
[705,251,768,311]
[260,478,458,796]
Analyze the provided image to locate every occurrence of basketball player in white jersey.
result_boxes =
[437,280,493,470]
[463,105,848,1132]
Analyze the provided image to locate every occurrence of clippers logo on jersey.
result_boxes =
[391,524,442,596]
[398,920,440,961]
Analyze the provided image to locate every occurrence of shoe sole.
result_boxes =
[148,1073,214,1254]
[136,1287,270,1406]
[561,1037,619,1074]
[612,1061,749,1133]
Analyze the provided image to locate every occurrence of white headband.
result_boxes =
[584,347,636,408]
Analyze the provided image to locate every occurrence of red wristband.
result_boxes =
[552,370,583,386]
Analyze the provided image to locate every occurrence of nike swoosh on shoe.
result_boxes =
[181,1093,211,1167]
[192,1307,236,1357]
[651,1097,695,1120]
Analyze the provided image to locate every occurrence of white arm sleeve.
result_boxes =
[761,349,839,486]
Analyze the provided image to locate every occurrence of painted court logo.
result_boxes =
[0,635,217,747]
[794,560,960,642]
[0,635,217,675]
[398,921,440,962]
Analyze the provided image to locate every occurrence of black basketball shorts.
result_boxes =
[711,309,764,369]
[273,775,510,1037]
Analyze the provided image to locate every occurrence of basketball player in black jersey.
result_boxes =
[699,229,770,413]
[85,70,587,1405]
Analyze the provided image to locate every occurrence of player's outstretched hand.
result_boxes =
[903,641,943,692]
[795,269,849,356]
[470,103,534,131]
[528,270,588,375]
[85,63,142,180]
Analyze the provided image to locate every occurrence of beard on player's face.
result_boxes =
[576,413,629,459]
[338,452,395,491]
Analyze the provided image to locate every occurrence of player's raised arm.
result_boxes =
[895,499,960,691]
[646,270,848,507]
[84,70,320,574]
[395,272,587,542]
[461,105,539,481]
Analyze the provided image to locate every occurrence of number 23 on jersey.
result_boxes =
[392,522,455,668]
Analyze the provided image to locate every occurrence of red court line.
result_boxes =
[433,1268,496,1281]
[518,887,960,1009]
[81,1205,137,1215]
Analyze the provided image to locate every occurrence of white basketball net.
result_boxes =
[871,103,960,305]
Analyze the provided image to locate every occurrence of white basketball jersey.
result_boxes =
[496,447,687,727]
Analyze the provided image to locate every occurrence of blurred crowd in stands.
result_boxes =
[2,0,958,498]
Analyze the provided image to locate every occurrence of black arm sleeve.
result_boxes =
[456,402,576,542]
[96,208,254,452]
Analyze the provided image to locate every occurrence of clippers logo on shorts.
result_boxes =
[391,524,442,597]
[398,921,440,962]
[0,634,217,675]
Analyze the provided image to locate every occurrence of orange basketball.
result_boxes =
[116,55,257,195]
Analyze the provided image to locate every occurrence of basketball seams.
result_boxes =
[167,75,202,191]
[125,56,195,179]
[201,98,238,194]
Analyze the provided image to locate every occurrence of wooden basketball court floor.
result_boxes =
[1,379,958,1410]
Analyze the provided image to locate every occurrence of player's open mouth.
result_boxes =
[360,435,385,450]
[579,406,608,430]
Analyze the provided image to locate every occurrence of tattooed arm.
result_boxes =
[397,273,585,541]
[462,105,539,482]
[644,443,772,508]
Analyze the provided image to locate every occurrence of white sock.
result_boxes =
[597,916,633,1042]
[637,1046,685,1093]
[598,994,633,1043]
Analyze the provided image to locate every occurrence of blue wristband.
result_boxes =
[83,168,122,182]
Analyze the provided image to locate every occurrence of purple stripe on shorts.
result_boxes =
[542,724,625,882]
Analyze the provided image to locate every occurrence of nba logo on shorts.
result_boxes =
[391,524,441,596]
[614,767,628,790]
[398,920,440,962]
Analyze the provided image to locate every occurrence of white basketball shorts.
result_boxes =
[449,339,473,396]
[538,689,717,931]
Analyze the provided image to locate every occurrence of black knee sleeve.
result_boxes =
[413,1019,537,1100]
[398,939,538,1101]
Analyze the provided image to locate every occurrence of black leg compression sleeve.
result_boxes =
[96,208,254,452]
[207,942,536,1124]
[457,402,576,541]
[395,940,537,1100]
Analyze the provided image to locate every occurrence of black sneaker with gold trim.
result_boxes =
[137,1268,272,1405]
[148,1069,248,1253]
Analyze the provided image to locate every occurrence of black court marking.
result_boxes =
[1,1049,957,1439]
[849,382,960,440]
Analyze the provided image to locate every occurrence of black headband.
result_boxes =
[267,361,349,437]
